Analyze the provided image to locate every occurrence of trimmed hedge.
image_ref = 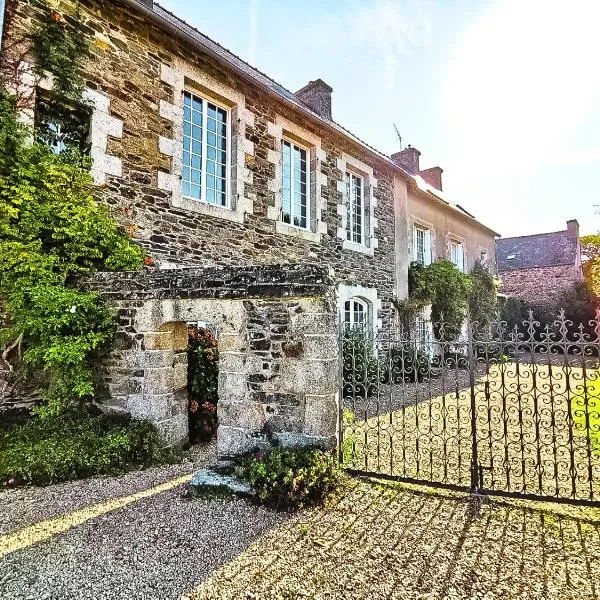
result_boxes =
[0,411,170,486]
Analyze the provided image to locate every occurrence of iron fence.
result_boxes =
[340,311,600,506]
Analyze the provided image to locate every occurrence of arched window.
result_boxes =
[344,297,370,331]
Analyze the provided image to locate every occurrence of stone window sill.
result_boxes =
[275,220,321,243]
[342,239,375,257]
[172,194,245,224]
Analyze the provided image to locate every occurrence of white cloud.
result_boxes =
[312,0,433,87]
[443,0,600,179]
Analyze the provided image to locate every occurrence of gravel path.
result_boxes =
[0,441,288,600]
[192,480,600,600]
[2,461,600,599]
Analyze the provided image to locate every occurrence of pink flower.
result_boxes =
[7,478,15,486]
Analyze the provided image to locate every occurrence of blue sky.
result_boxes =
[158,0,600,238]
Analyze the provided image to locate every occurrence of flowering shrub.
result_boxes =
[187,326,219,442]
[236,447,343,509]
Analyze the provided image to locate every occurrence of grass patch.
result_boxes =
[0,410,175,487]
[572,377,600,456]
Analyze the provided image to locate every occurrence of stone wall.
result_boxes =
[3,0,398,328]
[499,265,581,306]
[82,264,339,454]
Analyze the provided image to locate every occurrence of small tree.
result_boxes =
[0,3,144,415]
[407,260,472,341]
[468,260,498,333]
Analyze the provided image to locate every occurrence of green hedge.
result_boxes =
[0,411,170,486]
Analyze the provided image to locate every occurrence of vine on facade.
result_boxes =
[0,1,144,415]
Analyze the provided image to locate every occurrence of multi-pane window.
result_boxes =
[182,90,229,207]
[345,171,365,245]
[450,240,464,271]
[414,226,431,266]
[344,298,369,332]
[281,139,309,229]
[35,93,91,155]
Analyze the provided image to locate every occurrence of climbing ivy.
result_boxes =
[404,260,473,341]
[0,4,144,416]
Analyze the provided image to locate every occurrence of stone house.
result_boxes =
[1,0,497,452]
[496,220,583,306]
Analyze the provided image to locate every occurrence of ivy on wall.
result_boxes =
[397,260,497,341]
[0,2,144,415]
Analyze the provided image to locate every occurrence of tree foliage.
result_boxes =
[407,260,473,340]
[0,4,144,415]
[468,260,498,331]
[581,234,600,300]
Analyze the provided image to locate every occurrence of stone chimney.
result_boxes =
[295,79,333,120]
[419,166,443,191]
[391,146,421,174]
[567,219,580,239]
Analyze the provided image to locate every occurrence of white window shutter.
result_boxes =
[412,227,417,262]
[424,229,432,265]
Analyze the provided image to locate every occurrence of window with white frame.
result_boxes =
[182,90,229,207]
[450,239,464,271]
[345,171,365,245]
[344,297,370,332]
[413,225,432,266]
[281,139,310,229]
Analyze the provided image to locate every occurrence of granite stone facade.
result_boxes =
[82,264,338,453]
[2,0,498,450]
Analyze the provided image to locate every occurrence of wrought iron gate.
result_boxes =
[340,312,600,506]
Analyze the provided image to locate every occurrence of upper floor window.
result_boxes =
[413,225,432,266]
[450,240,464,271]
[182,90,229,207]
[344,297,370,332]
[35,92,91,155]
[345,171,365,245]
[281,139,309,229]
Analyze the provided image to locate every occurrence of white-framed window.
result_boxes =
[413,225,432,266]
[182,90,230,207]
[450,240,464,271]
[344,297,370,332]
[281,138,310,229]
[345,171,365,245]
[416,314,429,342]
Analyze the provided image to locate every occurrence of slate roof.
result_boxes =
[496,231,578,271]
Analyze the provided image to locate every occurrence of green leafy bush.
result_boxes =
[187,326,219,442]
[0,412,168,486]
[236,447,343,509]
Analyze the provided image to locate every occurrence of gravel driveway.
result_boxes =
[0,446,288,600]
[2,449,600,599]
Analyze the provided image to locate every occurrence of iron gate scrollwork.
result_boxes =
[340,311,600,506]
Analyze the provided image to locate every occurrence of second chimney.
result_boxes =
[419,166,443,191]
[567,219,580,239]
[391,146,421,174]
[295,79,333,120]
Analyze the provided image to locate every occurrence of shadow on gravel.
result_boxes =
[189,478,600,600]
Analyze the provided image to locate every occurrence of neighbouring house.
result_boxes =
[1,0,498,452]
[496,220,583,306]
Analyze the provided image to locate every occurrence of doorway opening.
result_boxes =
[187,322,219,444]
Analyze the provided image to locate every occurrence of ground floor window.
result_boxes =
[344,297,370,332]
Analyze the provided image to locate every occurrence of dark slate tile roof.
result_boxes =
[496,231,578,271]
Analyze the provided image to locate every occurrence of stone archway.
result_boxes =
[83,264,340,457]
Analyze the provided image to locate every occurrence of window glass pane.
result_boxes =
[182,91,203,201]
[182,91,228,206]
